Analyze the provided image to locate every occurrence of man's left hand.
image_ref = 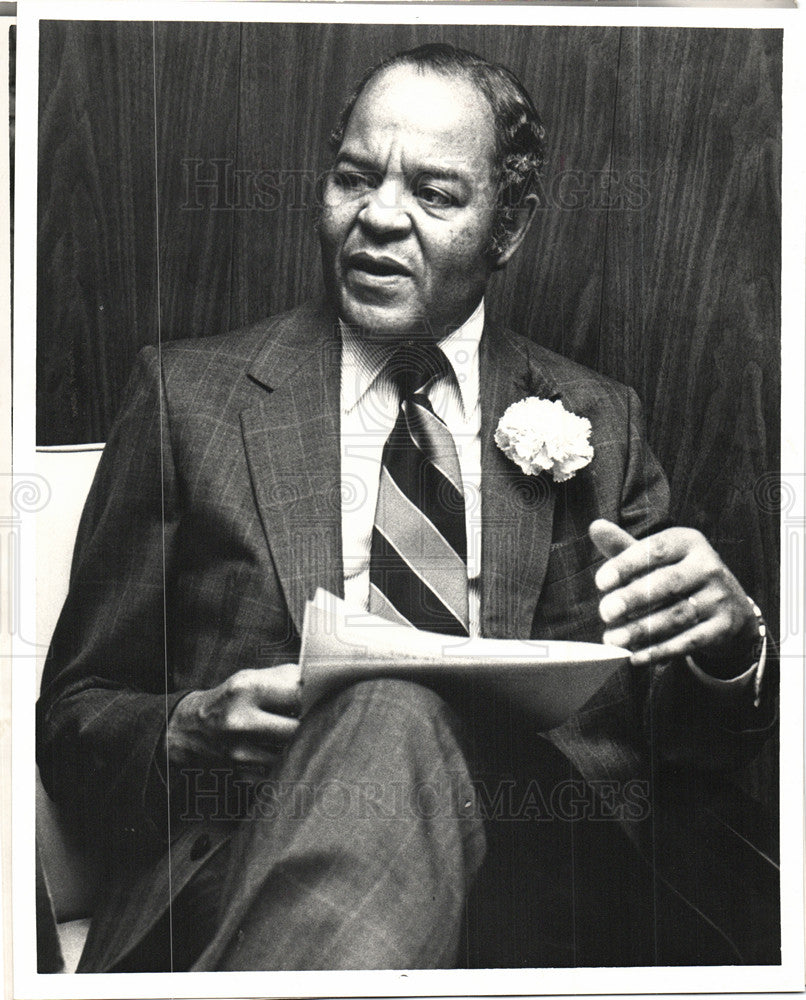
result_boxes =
[589,519,758,672]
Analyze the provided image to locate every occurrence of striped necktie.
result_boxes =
[369,341,469,635]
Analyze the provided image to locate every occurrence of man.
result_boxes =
[37,43,776,971]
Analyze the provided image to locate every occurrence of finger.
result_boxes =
[628,616,725,666]
[223,704,300,745]
[256,711,300,746]
[598,556,711,625]
[231,663,302,715]
[228,742,287,771]
[589,519,636,560]
[602,590,714,650]
[594,528,695,593]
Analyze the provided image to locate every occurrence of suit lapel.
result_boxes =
[479,322,562,639]
[240,303,344,636]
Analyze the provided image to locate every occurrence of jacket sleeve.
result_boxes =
[36,346,190,850]
[618,388,778,772]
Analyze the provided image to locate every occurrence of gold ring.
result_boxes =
[687,595,701,624]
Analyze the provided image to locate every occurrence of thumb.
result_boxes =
[588,518,636,559]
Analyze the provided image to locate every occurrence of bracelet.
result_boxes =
[746,596,767,707]
[746,596,767,648]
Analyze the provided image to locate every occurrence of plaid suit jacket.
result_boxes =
[36,300,777,969]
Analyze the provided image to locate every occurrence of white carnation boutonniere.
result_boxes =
[495,397,594,483]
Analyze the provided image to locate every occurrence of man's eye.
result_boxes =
[416,185,455,209]
[332,170,379,193]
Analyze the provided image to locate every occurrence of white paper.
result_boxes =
[299,589,630,730]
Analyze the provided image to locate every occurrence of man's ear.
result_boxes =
[491,193,539,270]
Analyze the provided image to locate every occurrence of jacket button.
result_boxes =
[190,833,211,861]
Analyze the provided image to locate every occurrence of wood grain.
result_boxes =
[600,28,781,630]
[35,23,782,621]
[37,21,158,444]
[600,27,781,812]
[479,26,621,363]
[153,21,241,342]
[35,24,782,628]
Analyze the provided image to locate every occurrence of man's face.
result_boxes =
[319,64,500,340]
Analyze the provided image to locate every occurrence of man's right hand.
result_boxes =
[164,662,302,772]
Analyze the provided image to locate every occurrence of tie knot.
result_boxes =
[386,341,451,400]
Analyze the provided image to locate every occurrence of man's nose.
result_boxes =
[357,178,411,237]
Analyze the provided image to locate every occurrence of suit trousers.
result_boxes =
[109,679,486,971]
[102,677,772,972]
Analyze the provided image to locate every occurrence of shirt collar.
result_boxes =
[340,299,485,419]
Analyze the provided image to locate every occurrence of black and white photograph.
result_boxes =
[9,2,805,996]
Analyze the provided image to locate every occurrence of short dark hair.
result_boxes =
[329,42,546,255]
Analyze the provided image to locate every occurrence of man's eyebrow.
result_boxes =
[332,152,379,172]
[334,153,471,186]
[410,164,469,185]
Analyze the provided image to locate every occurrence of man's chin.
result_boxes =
[335,300,433,342]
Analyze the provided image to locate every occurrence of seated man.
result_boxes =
[36,42,777,971]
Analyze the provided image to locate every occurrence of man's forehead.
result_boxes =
[340,63,496,170]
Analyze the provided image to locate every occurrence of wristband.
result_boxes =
[746,596,767,707]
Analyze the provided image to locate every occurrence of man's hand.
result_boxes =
[164,662,302,772]
[589,519,758,672]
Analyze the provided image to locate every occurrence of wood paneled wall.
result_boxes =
[36,22,781,721]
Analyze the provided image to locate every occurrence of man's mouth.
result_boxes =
[346,251,411,278]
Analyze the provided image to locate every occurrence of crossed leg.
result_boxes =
[105,679,486,972]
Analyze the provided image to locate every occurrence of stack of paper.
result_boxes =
[299,590,630,731]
